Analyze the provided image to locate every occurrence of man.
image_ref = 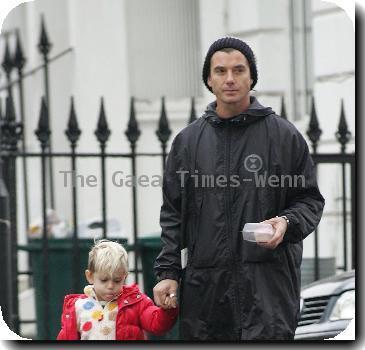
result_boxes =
[153,37,325,340]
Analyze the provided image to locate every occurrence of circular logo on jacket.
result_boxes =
[244,154,263,172]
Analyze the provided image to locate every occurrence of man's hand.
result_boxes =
[257,216,288,249]
[153,279,179,310]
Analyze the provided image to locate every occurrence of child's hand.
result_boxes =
[164,292,178,309]
[153,279,178,310]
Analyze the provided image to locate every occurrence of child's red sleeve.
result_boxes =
[56,295,80,340]
[138,295,178,336]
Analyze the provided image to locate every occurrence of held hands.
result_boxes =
[258,216,288,249]
[153,279,178,310]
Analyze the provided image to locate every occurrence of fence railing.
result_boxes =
[0,16,355,339]
[306,98,355,276]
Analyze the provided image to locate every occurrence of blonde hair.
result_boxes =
[88,239,128,276]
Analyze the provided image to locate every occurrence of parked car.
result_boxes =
[295,270,355,340]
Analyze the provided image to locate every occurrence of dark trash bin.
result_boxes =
[19,237,127,340]
[138,235,179,340]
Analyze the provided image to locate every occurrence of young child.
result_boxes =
[57,239,178,340]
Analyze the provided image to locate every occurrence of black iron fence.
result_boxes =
[306,98,355,278]
[0,17,355,339]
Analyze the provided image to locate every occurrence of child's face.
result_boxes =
[85,269,127,302]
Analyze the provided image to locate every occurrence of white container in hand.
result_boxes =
[242,223,274,243]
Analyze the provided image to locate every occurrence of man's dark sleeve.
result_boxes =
[154,135,186,282]
[280,132,325,243]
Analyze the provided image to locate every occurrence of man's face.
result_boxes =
[208,49,252,106]
[85,269,127,302]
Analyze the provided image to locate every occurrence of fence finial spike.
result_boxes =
[125,96,141,146]
[188,97,197,125]
[38,14,52,56]
[14,29,26,70]
[95,97,111,145]
[2,36,13,75]
[335,99,351,152]
[35,97,51,147]
[306,96,322,152]
[65,96,81,146]
[156,96,172,144]
[280,96,287,120]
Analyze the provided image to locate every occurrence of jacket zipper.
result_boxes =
[224,125,242,338]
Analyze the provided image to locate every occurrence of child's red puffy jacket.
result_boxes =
[57,283,178,340]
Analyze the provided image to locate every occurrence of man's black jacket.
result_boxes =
[154,96,325,340]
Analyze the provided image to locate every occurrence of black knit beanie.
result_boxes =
[202,37,258,92]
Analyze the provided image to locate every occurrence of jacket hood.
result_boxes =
[120,283,141,297]
[83,283,140,302]
[203,96,274,127]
